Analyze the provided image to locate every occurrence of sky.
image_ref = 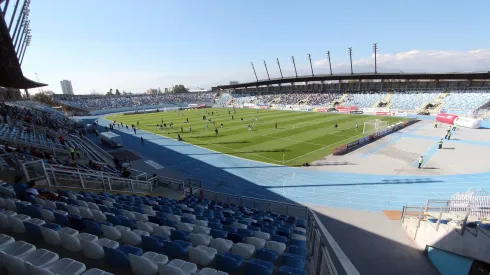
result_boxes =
[2,0,490,94]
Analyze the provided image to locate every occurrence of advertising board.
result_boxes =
[350,110,364,114]
[436,113,459,125]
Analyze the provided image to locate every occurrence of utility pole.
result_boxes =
[263,60,270,80]
[250,62,258,82]
[308,54,314,76]
[348,47,353,75]
[276,58,283,79]
[327,50,333,75]
[291,56,298,78]
[373,43,378,74]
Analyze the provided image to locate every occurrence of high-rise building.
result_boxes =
[60,80,74,95]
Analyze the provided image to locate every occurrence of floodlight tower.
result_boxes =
[7,0,21,30]
[308,54,314,76]
[348,47,353,75]
[12,0,30,44]
[373,43,378,74]
[263,60,270,80]
[291,56,298,78]
[327,50,333,75]
[250,62,258,82]
[19,34,30,65]
[276,58,283,79]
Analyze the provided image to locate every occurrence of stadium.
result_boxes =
[1,1,490,275]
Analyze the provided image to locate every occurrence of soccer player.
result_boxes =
[215,128,219,135]
[334,123,339,129]
[220,123,224,128]
[439,138,443,149]
[434,122,438,128]
[189,126,192,132]
[248,125,252,131]
[418,156,423,169]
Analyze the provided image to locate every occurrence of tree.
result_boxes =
[106,89,113,96]
[115,89,121,96]
[171,84,188,93]
[32,91,54,106]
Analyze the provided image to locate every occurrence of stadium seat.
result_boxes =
[246,237,266,249]
[3,248,59,275]
[129,251,168,275]
[245,258,274,275]
[163,240,190,259]
[189,245,217,266]
[256,248,279,264]
[104,245,143,268]
[25,257,86,275]
[282,253,305,269]
[215,252,244,274]
[278,265,307,275]
[210,238,233,254]
[231,243,255,259]
[198,267,229,275]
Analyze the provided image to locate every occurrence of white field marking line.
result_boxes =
[284,128,370,163]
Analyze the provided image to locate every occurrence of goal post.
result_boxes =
[363,119,388,134]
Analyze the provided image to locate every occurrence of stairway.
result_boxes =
[301,94,312,105]
[384,92,394,103]
[372,100,380,108]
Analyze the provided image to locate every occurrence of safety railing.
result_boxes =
[79,135,115,163]
[0,153,21,170]
[198,189,358,275]
[0,135,64,156]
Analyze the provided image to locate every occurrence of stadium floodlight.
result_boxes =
[363,119,388,134]
[263,60,270,80]
[19,34,30,66]
[327,50,333,75]
[291,56,298,78]
[276,58,283,79]
[308,54,314,76]
[7,0,20,30]
[250,62,258,82]
[348,47,353,75]
[2,0,11,16]
[373,43,378,74]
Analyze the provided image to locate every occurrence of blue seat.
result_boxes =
[118,216,137,230]
[282,253,305,269]
[110,208,122,216]
[15,202,28,215]
[107,215,122,226]
[171,230,190,242]
[246,258,274,275]
[293,230,306,236]
[163,240,189,258]
[24,221,42,240]
[98,205,110,213]
[248,226,260,232]
[84,219,103,236]
[98,221,113,227]
[211,229,228,239]
[42,222,62,231]
[222,218,235,225]
[223,225,237,234]
[148,216,164,225]
[141,235,165,252]
[228,233,245,243]
[68,214,85,231]
[181,217,195,224]
[271,235,288,244]
[67,198,78,206]
[238,228,253,237]
[104,245,143,268]
[289,239,306,248]
[54,212,70,227]
[256,248,279,264]
[208,222,222,230]
[161,219,178,228]
[288,245,307,259]
[278,266,306,275]
[13,183,28,200]
[55,202,68,212]
[216,252,244,274]
[277,228,292,238]
[296,220,307,228]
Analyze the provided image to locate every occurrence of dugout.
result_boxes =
[100,132,123,148]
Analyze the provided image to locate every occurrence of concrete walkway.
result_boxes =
[309,205,439,275]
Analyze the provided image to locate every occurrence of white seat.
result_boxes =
[3,248,59,275]
[77,201,89,208]
[246,237,266,249]
[34,198,46,206]
[194,220,208,227]
[44,200,57,210]
[66,205,80,215]
[209,238,233,254]
[242,218,256,224]
[59,227,79,236]
[231,243,255,259]
[122,210,136,219]
[10,214,31,233]
[115,225,131,231]
[61,232,82,252]
[5,199,16,211]
[0,212,12,229]
[232,223,247,229]
[294,227,307,233]
[134,212,149,222]
[183,213,196,220]
[81,238,119,260]
[291,234,307,241]
[199,267,229,275]
[167,214,181,222]
[102,201,113,207]
[193,225,210,235]
[129,251,168,275]
[41,227,62,246]
[0,234,14,248]
[79,207,94,219]
[77,233,98,242]
[40,209,56,222]
[92,210,107,222]
[159,259,197,275]
[102,225,121,241]
[54,210,68,216]
[81,268,114,275]
[0,198,5,208]
[152,226,174,237]
[86,202,100,210]
[26,257,86,275]
[189,233,211,247]
[253,231,270,241]
[136,221,153,233]
[189,245,217,266]
[265,241,286,255]
[178,222,194,232]
[143,209,156,216]
[121,229,149,246]
[0,241,36,267]
[26,218,45,226]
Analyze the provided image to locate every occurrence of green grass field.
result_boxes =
[107,108,408,166]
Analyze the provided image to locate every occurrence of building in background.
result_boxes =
[60,80,74,95]
[146,88,158,94]
[229,81,239,85]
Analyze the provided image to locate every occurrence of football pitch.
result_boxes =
[107,108,408,166]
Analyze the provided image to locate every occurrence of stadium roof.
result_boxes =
[0,14,46,89]
[217,71,490,89]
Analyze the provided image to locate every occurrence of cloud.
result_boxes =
[314,49,490,74]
